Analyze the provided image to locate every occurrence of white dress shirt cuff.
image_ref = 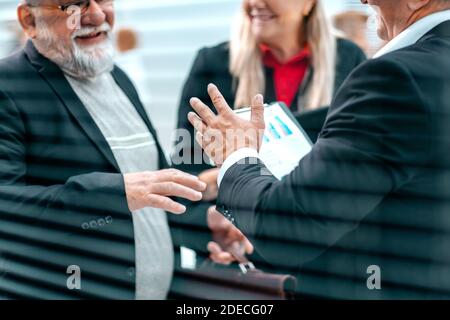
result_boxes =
[217,148,260,187]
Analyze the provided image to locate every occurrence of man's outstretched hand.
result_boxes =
[188,84,266,167]
[124,169,206,214]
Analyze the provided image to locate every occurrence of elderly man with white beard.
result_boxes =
[0,0,222,300]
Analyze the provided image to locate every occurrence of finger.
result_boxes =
[157,169,206,192]
[226,228,253,255]
[243,238,254,255]
[207,84,233,116]
[207,241,223,255]
[189,97,216,124]
[198,168,219,183]
[210,253,234,265]
[187,112,206,135]
[152,182,203,202]
[250,94,265,125]
[208,242,236,264]
[145,194,186,214]
[208,241,236,263]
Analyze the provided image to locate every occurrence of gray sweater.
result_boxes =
[66,73,173,300]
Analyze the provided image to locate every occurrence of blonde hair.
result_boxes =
[230,0,337,110]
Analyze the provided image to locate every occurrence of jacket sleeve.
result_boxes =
[0,90,132,242]
[216,58,431,268]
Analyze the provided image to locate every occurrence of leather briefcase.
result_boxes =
[171,259,297,300]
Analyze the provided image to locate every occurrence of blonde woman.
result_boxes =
[175,0,366,203]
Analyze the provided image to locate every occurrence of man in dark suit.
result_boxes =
[0,0,209,299]
[188,0,450,299]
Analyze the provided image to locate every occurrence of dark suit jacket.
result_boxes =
[175,38,366,175]
[217,21,450,299]
[0,41,207,299]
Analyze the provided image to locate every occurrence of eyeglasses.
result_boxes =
[27,0,113,14]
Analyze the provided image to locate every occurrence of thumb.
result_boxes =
[243,237,254,255]
[250,94,265,126]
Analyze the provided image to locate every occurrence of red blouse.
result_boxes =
[261,44,311,108]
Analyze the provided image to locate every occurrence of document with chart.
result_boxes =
[235,102,313,180]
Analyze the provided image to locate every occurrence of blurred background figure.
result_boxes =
[174,0,366,247]
[116,27,139,53]
[333,10,370,55]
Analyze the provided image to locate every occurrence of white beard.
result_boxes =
[34,20,115,79]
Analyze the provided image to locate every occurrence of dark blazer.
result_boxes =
[175,38,366,174]
[0,41,207,299]
[217,21,450,299]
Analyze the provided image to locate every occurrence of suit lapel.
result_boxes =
[263,67,277,104]
[111,67,169,169]
[24,41,121,172]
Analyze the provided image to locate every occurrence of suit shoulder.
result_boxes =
[336,38,366,62]
[336,38,363,54]
[0,50,35,95]
[333,50,429,115]
[198,41,230,56]
[360,41,442,82]
[195,42,230,64]
[191,42,230,74]
[333,52,417,103]
[338,58,412,101]
[380,38,449,72]
[0,51,27,78]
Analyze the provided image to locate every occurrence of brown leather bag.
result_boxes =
[172,260,297,300]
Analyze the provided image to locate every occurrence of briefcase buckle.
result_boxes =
[238,262,256,274]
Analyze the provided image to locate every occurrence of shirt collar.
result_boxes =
[261,44,311,68]
[374,9,450,58]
